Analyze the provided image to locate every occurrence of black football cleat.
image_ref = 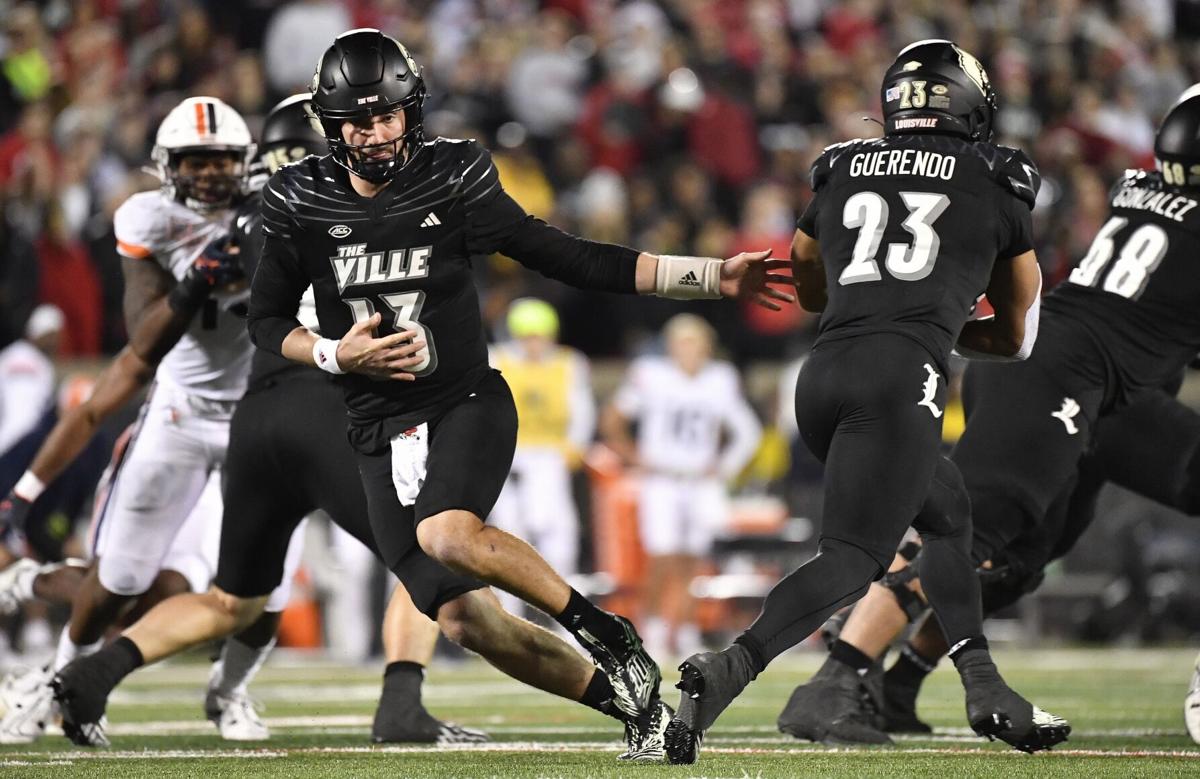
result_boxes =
[966,682,1071,753]
[372,702,488,744]
[874,666,933,734]
[777,658,892,745]
[575,615,661,722]
[956,649,1070,753]
[664,646,756,764]
[51,659,112,748]
[618,698,672,761]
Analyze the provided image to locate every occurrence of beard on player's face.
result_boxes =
[342,112,407,165]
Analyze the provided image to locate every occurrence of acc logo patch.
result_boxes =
[931,84,949,95]
[328,224,353,238]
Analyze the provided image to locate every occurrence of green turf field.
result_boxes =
[1,647,1197,777]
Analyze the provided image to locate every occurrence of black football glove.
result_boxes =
[167,235,244,313]
[0,491,31,538]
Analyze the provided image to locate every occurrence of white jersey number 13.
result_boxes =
[345,291,437,375]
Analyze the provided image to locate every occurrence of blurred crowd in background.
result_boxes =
[3,0,1198,360]
[4,0,1200,660]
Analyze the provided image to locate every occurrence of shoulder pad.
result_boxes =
[809,139,869,192]
[233,192,263,241]
[993,146,1041,208]
[113,191,168,258]
[424,136,488,176]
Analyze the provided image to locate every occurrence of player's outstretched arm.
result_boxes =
[32,349,152,482]
[956,250,1042,361]
[790,229,827,312]
[0,248,224,529]
[465,153,794,309]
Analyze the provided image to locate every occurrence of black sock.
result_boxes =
[830,639,873,673]
[733,633,767,675]
[92,636,143,693]
[375,661,433,736]
[381,661,425,698]
[111,636,144,672]
[579,669,619,719]
[887,643,937,688]
[950,642,999,688]
[554,589,626,649]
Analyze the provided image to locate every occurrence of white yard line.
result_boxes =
[3,744,1200,761]
[82,716,1197,742]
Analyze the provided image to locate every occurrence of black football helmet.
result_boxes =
[309,28,426,183]
[1155,84,1200,188]
[260,94,327,174]
[881,40,997,143]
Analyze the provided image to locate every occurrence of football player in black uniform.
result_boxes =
[34,95,480,746]
[779,84,1200,744]
[663,40,1070,764]
[56,29,791,759]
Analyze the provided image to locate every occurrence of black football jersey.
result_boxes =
[247,139,637,427]
[1039,169,1200,405]
[797,134,1039,370]
[230,190,313,393]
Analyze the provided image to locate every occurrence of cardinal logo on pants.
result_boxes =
[917,363,943,419]
[1052,397,1080,435]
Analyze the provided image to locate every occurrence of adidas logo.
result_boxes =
[678,270,701,287]
[420,212,441,228]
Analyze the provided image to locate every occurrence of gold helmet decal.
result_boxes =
[954,45,989,97]
[397,42,421,79]
[901,61,922,72]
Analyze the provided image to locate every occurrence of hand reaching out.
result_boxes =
[719,250,796,311]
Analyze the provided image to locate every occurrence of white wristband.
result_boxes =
[312,338,345,374]
[655,255,724,300]
[14,471,46,502]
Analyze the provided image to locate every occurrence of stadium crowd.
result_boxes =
[1,0,1196,363]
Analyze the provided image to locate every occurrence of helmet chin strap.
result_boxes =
[967,107,992,142]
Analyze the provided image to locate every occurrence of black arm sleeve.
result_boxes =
[460,143,639,293]
[246,177,307,355]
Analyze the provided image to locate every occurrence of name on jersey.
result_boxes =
[849,149,956,180]
[1111,186,1198,223]
[330,243,431,292]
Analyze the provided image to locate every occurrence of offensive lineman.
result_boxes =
[601,313,761,656]
[778,83,1200,745]
[54,29,793,759]
[663,40,1069,763]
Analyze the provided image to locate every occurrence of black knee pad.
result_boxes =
[977,553,1045,615]
[914,458,971,539]
[880,559,928,623]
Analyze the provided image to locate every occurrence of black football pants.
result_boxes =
[738,334,983,666]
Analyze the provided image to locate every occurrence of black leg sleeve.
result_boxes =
[912,457,983,648]
[735,538,881,671]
